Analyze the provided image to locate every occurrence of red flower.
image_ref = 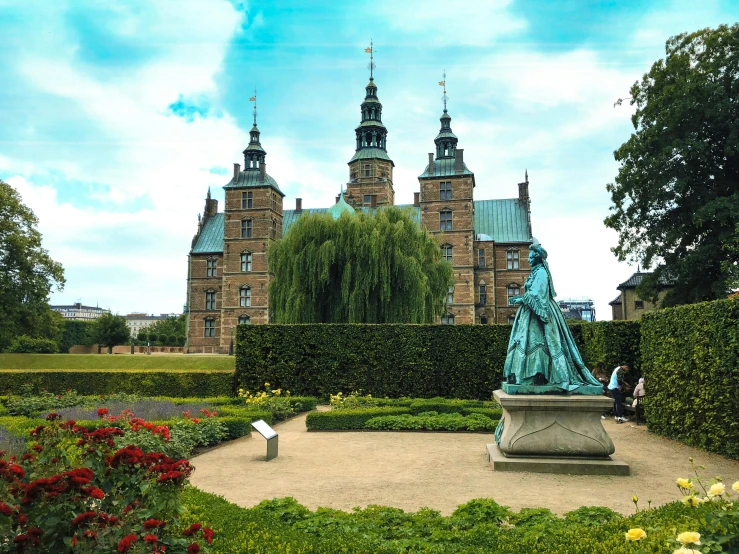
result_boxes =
[157,470,184,483]
[191,418,200,423]
[202,527,215,544]
[0,502,14,516]
[32,444,42,453]
[96,407,109,417]
[144,534,159,543]
[72,511,97,527]
[18,513,27,525]
[144,519,166,530]
[9,464,25,478]
[46,413,61,421]
[187,543,200,554]
[182,523,202,536]
[20,454,36,462]
[83,530,98,539]
[117,534,138,553]
[85,487,105,499]
[14,534,29,544]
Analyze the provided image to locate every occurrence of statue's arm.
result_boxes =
[520,270,550,323]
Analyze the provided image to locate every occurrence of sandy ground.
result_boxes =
[190,409,739,516]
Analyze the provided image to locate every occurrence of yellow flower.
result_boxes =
[732,481,739,493]
[625,528,646,541]
[676,531,701,545]
[264,382,270,387]
[676,478,693,489]
[673,548,702,554]
[708,483,725,497]
[632,495,638,503]
[681,495,700,507]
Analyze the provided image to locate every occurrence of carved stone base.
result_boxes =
[494,390,618,459]
[486,444,630,475]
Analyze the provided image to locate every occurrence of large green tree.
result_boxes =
[0,179,65,351]
[268,207,453,323]
[605,24,739,306]
[93,313,130,350]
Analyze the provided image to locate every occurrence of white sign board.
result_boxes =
[251,419,277,440]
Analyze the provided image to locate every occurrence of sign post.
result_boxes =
[251,420,278,461]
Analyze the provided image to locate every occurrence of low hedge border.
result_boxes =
[0,370,235,397]
[306,407,411,430]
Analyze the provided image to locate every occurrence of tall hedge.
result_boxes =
[571,321,641,373]
[236,324,512,400]
[0,370,234,397]
[60,320,96,352]
[641,298,739,459]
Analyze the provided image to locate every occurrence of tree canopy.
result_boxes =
[137,314,185,340]
[94,313,130,348]
[268,207,453,323]
[605,24,739,305]
[0,179,65,351]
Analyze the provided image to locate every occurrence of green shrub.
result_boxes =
[306,407,411,430]
[408,397,486,414]
[641,297,739,459]
[576,321,642,375]
[60,320,96,352]
[0,370,234,397]
[463,407,503,419]
[365,412,498,432]
[7,335,59,354]
[218,416,255,439]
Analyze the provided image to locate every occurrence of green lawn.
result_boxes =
[0,354,235,371]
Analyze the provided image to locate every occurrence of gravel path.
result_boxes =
[190,410,739,515]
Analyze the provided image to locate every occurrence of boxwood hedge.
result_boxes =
[306,407,411,430]
[641,298,739,459]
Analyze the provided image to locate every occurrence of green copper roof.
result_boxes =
[419,159,474,179]
[327,192,356,220]
[474,199,531,243]
[223,170,284,195]
[191,213,224,253]
[191,199,529,253]
[348,147,394,164]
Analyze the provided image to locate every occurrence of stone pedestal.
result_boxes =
[489,390,629,475]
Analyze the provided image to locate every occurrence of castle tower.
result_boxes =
[418,77,476,324]
[220,95,284,346]
[345,45,395,208]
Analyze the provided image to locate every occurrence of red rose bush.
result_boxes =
[0,413,213,553]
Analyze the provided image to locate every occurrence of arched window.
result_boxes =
[240,252,252,272]
[241,219,253,238]
[204,318,216,337]
[205,290,216,310]
[239,287,251,307]
[441,244,453,263]
[507,284,520,305]
[238,315,251,325]
[441,313,455,325]
[440,209,452,231]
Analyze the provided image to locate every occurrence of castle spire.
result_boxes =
[243,87,266,170]
[434,71,458,160]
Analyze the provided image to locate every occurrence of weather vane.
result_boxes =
[248,86,257,125]
[364,40,376,78]
[439,70,447,111]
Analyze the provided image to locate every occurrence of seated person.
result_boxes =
[632,377,645,407]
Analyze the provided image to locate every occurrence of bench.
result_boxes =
[623,396,645,425]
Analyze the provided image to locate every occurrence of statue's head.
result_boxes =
[528,243,547,266]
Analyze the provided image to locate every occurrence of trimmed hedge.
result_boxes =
[7,336,59,354]
[237,324,512,400]
[236,323,642,400]
[0,371,235,398]
[60,320,96,352]
[306,407,411,430]
[641,298,739,459]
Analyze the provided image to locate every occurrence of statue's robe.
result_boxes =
[503,264,601,391]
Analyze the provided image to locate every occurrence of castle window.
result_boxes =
[241,219,252,239]
[480,315,488,325]
[441,313,455,325]
[206,258,217,277]
[240,252,252,272]
[242,191,253,209]
[635,300,644,310]
[440,210,452,231]
[239,287,251,308]
[441,245,453,263]
[364,164,370,177]
[204,318,215,337]
[271,193,277,211]
[479,284,487,305]
[508,314,516,324]
[238,315,251,325]
[478,248,485,268]
[447,285,454,305]
[364,194,372,205]
[440,182,452,201]
[507,285,520,305]
[205,291,216,310]
[507,250,519,270]
[271,219,277,239]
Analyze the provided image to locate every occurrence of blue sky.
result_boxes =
[1,0,736,319]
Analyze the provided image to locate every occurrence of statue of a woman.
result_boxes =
[503,243,602,394]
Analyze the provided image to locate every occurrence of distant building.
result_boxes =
[125,313,178,337]
[610,271,675,321]
[51,302,109,321]
[557,298,596,322]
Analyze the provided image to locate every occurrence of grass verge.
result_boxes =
[0,353,235,370]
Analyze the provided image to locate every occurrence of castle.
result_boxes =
[186,75,533,353]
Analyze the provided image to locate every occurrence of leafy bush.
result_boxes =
[364,412,498,431]
[574,321,642,376]
[306,407,411,430]
[59,320,96,352]
[0,370,234,397]
[641,297,739,459]
[408,397,486,414]
[6,335,59,354]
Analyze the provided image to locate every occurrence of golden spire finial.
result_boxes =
[438,70,447,111]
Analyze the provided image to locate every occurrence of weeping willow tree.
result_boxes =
[268,207,453,323]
